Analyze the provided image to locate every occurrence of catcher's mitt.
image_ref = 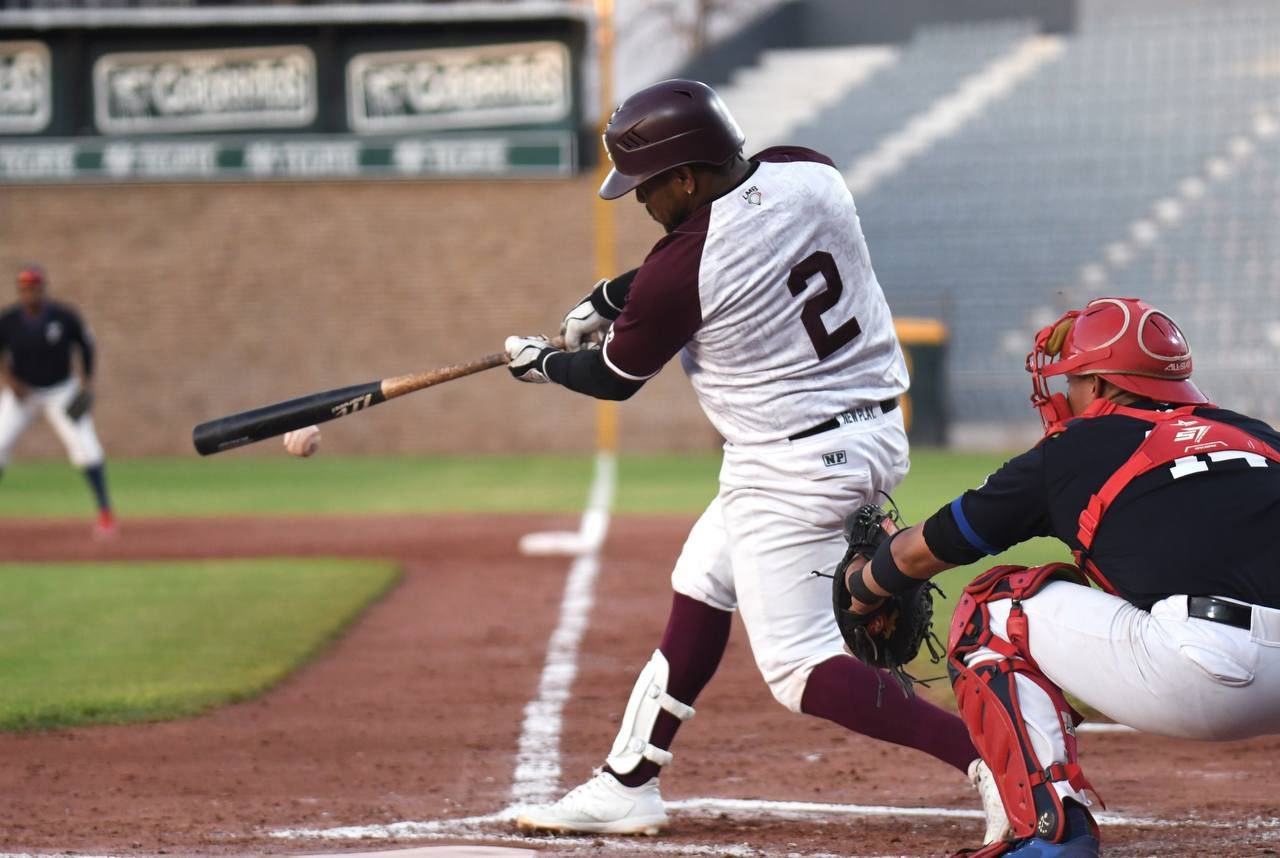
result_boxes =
[830,501,945,700]
[65,389,94,421]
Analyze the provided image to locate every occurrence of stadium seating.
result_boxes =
[719,0,1280,438]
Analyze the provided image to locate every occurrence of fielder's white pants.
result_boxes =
[967,581,1280,803]
[671,407,910,712]
[0,378,104,469]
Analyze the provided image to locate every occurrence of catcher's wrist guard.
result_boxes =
[845,563,882,606]
[868,532,916,596]
[828,500,945,701]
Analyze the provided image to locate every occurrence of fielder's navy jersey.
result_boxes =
[0,301,94,387]
[923,401,1280,610]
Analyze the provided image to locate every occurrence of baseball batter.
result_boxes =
[506,79,1006,841]
[0,265,115,537]
[843,297,1280,857]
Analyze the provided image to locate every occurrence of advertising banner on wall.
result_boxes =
[0,41,52,135]
[93,45,319,135]
[0,3,589,183]
[347,41,572,133]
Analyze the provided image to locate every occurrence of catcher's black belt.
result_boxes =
[788,397,899,441]
[1187,596,1252,630]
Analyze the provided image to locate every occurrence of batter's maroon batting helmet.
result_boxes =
[598,79,746,200]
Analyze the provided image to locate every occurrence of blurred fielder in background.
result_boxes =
[506,79,1006,842]
[841,297,1280,857]
[0,265,116,537]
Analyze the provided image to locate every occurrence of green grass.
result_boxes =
[0,449,1023,518]
[0,449,1064,639]
[0,558,400,731]
[0,455,601,517]
[0,448,1064,638]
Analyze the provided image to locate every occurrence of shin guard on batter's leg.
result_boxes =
[947,565,1100,856]
[608,593,730,786]
[605,650,696,777]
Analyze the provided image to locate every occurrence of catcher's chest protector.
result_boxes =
[946,563,1099,854]
[1070,404,1280,593]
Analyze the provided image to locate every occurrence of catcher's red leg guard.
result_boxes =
[947,564,1100,854]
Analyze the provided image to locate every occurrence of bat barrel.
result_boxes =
[192,381,384,455]
[192,340,534,456]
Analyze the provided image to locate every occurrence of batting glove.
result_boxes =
[560,279,620,351]
[505,335,557,383]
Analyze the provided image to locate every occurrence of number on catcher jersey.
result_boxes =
[1168,450,1271,479]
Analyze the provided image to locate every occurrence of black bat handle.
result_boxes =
[192,380,385,456]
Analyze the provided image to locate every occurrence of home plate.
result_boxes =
[297,847,537,857]
[518,530,591,557]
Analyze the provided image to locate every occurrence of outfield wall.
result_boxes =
[1,178,725,457]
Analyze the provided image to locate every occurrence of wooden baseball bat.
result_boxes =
[192,337,564,456]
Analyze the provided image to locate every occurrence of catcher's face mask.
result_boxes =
[1026,297,1208,434]
[1026,310,1081,433]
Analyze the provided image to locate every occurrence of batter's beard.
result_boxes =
[650,207,689,234]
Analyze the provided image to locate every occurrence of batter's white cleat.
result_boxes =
[516,769,666,835]
[970,758,1013,845]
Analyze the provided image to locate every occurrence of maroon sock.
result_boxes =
[608,593,732,787]
[800,655,976,773]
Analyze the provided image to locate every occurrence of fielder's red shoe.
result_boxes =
[94,509,119,539]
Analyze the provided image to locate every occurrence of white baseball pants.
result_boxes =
[0,378,104,468]
[966,581,1280,804]
[671,407,910,712]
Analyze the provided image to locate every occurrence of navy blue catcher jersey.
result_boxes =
[0,301,95,387]
[923,400,1280,610]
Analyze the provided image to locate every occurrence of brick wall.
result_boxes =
[0,178,721,458]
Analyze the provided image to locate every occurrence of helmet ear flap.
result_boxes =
[1045,317,1075,357]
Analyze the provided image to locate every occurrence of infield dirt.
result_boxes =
[0,515,1275,857]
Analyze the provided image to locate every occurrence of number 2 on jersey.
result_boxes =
[787,251,861,360]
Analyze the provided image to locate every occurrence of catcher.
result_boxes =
[836,297,1280,858]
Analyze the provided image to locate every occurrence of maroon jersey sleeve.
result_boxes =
[751,146,836,168]
[601,207,708,381]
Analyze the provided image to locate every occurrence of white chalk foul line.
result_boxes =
[268,796,1280,842]
[508,450,616,806]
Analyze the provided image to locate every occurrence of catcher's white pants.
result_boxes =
[965,582,1280,803]
[671,408,909,712]
[0,378,104,469]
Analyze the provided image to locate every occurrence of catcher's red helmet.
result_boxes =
[1027,296,1207,430]
[598,78,745,200]
[16,265,45,287]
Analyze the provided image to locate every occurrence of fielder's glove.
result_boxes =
[830,502,945,699]
[560,279,618,351]
[505,335,558,383]
[65,389,94,421]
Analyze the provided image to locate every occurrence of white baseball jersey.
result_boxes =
[602,147,909,446]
